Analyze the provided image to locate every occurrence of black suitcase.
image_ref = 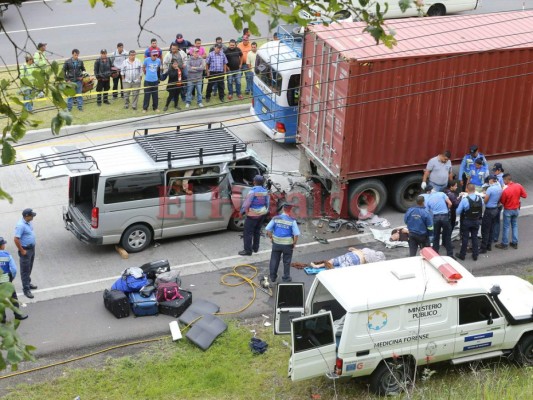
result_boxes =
[158,289,192,318]
[103,289,130,319]
[140,260,171,280]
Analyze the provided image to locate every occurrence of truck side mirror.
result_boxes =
[487,312,493,325]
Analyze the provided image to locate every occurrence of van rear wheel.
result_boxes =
[121,224,152,253]
[369,359,413,396]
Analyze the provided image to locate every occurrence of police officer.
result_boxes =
[1,236,28,323]
[490,162,505,243]
[404,196,434,257]
[426,187,453,257]
[455,184,483,261]
[480,175,503,254]
[239,175,270,256]
[14,208,37,299]
[467,158,489,192]
[266,202,300,283]
[459,145,488,191]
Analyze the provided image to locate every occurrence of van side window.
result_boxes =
[104,173,162,204]
[293,314,335,353]
[166,167,221,195]
[459,296,500,325]
[287,74,301,107]
[230,160,261,186]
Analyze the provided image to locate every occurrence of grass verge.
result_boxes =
[2,319,532,400]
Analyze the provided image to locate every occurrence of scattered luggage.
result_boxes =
[103,289,130,319]
[155,269,182,287]
[111,267,148,293]
[128,291,158,316]
[156,282,182,303]
[159,289,192,318]
[140,260,171,280]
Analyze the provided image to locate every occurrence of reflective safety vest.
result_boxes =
[272,214,296,245]
[0,252,12,283]
[246,186,269,217]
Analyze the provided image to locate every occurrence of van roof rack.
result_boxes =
[277,25,303,58]
[133,122,247,165]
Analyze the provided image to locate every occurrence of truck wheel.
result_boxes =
[513,335,533,366]
[369,359,413,396]
[348,179,387,218]
[391,173,423,212]
[121,224,152,253]
[427,4,446,16]
[228,212,245,231]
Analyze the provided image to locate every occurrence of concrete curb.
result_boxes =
[24,103,251,137]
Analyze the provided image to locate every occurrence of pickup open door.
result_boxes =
[19,145,99,180]
[289,312,337,381]
[274,283,305,334]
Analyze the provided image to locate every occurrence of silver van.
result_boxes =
[26,124,268,252]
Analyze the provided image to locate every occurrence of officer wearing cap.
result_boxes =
[459,145,488,191]
[239,175,270,256]
[14,208,37,299]
[266,202,300,283]
[467,157,489,192]
[492,162,505,188]
[1,236,28,322]
[480,175,503,254]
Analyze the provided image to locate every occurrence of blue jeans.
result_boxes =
[501,209,519,246]
[227,70,241,96]
[186,79,203,104]
[67,80,83,110]
[241,65,253,94]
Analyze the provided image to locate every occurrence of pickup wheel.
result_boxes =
[513,335,533,366]
[121,224,152,253]
[391,173,423,212]
[348,179,387,219]
[369,359,413,396]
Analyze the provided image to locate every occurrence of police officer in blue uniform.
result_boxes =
[239,176,270,256]
[455,184,483,261]
[266,202,300,283]
[1,236,28,323]
[404,196,434,257]
[459,145,488,191]
[14,208,38,299]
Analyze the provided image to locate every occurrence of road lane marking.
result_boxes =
[18,233,372,297]
[1,22,96,35]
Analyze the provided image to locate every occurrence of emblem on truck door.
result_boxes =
[367,310,388,331]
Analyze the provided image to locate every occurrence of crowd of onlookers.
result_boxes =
[18,29,262,113]
[405,145,528,262]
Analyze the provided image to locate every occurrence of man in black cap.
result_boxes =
[480,175,503,253]
[266,202,300,283]
[459,145,487,191]
[173,33,192,52]
[14,209,37,299]
[239,175,270,256]
[492,162,505,188]
[33,42,48,70]
[1,236,28,322]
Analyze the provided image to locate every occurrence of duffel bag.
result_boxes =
[156,282,183,303]
[140,260,171,280]
[155,270,182,287]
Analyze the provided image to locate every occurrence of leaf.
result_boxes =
[1,140,16,165]
[0,354,6,371]
[229,12,243,31]
[10,121,26,141]
[399,0,412,12]
[0,186,12,203]
[51,115,64,135]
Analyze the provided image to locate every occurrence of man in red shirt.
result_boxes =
[495,173,528,250]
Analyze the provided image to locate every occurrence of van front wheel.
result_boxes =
[369,359,413,396]
[121,224,152,253]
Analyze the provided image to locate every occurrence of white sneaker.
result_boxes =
[185,103,190,109]
[198,103,204,108]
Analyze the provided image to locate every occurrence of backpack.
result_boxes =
[465,195,482,220]
[156,282,183,302]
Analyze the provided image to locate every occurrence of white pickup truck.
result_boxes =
[274,248,533,395]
